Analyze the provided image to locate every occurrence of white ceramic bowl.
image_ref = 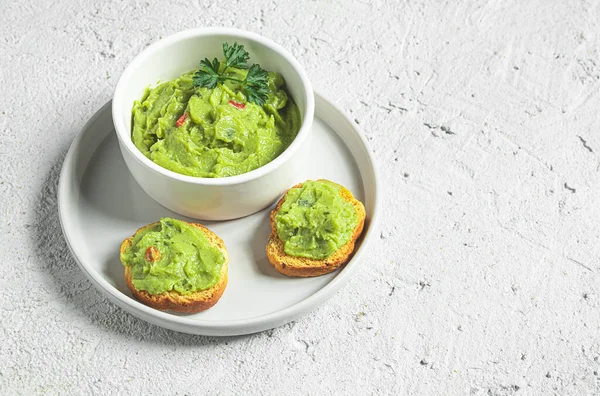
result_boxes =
[112,28,314,220]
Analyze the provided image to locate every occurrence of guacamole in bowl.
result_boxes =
[131,45,301,178]
[112,28,314,220]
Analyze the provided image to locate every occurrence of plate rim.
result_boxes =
[57,91,380,335]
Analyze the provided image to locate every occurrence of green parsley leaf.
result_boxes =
[222,42,249,69]
[193,57,221,88]
[245,63,269,87]
[244,64,269,106]
[192,42,270,106]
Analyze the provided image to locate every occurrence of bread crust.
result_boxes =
[120,222,229,313]
[266,180,366,277]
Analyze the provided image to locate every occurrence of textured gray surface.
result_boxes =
[2,0,600,394]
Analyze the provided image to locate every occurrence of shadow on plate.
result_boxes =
[29,145,253,344]
[104,248,129,296]
[79,133,178,224]
[250,204,288,279]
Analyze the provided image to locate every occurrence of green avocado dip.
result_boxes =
[274,180,359,260]
[131,67,301,178]
[120,218,225,295]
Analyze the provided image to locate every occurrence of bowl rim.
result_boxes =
[112,27,314,186]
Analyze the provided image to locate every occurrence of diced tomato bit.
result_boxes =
[145,246,161,262]
[229,100,246,109]
[176,113,188,127]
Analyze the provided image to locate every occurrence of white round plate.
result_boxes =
[58,93,379,336]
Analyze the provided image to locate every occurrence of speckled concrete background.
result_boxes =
[2,0,600,394]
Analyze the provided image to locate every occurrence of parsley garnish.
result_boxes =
[223,42,250,69]
[192,42,269,106]
[193,58,220,89]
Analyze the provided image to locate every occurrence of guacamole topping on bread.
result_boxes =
[274,180,360,260]
[131,67,301,178]
[120,217,226,295]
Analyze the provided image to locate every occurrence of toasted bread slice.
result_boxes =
[120,222,228,313]
[266,180,366,277]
